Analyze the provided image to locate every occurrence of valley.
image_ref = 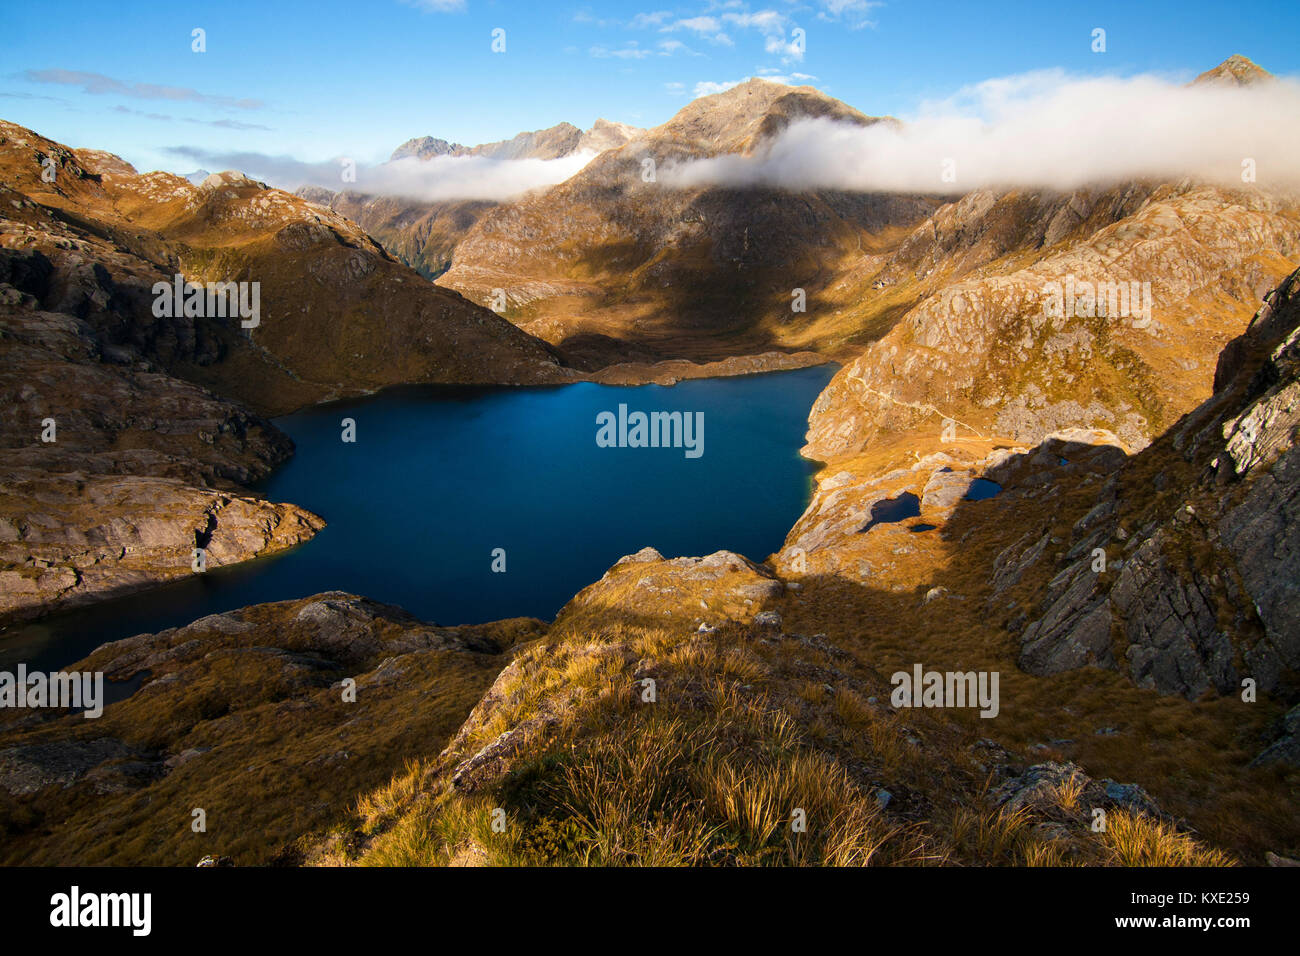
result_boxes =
[0,51,1297,871]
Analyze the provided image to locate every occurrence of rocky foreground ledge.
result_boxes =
[0,298,324,626]
[0,474,322,624]
[0,541,1272,866]
[0,592,542,865]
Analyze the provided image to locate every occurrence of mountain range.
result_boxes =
[0,55,1297,867]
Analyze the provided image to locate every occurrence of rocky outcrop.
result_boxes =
[0,473,323,623]
[563,546,786,625]
[0,592,541,865]
[989,760,1164,822]
[1013,268,1300,698]
[805,182,1300,461]
[1252,704,1300,767]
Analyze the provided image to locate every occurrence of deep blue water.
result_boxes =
[859,493,921,534]
[964,478,1003,501]
[1,366,835,672]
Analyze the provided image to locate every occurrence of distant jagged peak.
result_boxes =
[471,122,583,160]
[653,76,880,157]
[577,118,641,153]
[390,135,465,162]
[390,124,578,162]
[1192,54,1273,87]
[390,119,642,165]
[295,184,337,205]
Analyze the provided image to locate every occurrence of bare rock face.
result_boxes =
[0,251,325,624]
[1014,268,1300,698]
[805,182,1300,463]
[0,473,323,623]
[0,304,293,486]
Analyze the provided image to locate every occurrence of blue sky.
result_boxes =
[2,0,1298,177]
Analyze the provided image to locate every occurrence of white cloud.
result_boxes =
[629,10,673,28]
[722,10,787,34]
[368,152,599,200]
[663,70,1300,193]
[591,43,653,59]
[815,0,882,29]
[400,0,467,12]
[664,16,733,45]
[658,39,693,55]
[765,35,804,61]
[670,16,723,33]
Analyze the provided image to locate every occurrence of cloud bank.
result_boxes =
[662,70,1300,193]
[165,146,600,201]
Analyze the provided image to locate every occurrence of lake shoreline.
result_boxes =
[1,365,836,673]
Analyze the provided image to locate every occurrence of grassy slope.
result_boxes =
[306,555,1236,867]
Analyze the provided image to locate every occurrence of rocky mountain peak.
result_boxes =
[1192,54,1273,86]
[390,135,464,162]
[576,118,640,154]
[389,120,639,165]
[656,77,878,157]
[71,149,137,178]
[198,169,268,191]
